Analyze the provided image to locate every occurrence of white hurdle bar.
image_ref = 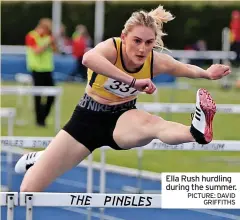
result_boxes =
[19,192,161,208]
[0,192,18,220]
[1,192,162,220]
[0,86,63,133]
[1,136,240,152]
[136,103,240,114]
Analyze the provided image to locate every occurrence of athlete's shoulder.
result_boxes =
[86,38,118,64]
[152,50,177,77]
[112,37,121,43]
[99,37,120,48]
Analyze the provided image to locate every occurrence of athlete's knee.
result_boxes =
[20,181,34,192]
[113,128,124,143]
[20,179,43,192]
[20,185,29,192]
[20,171,42,192]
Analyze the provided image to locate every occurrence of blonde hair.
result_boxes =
[37,18,52,34]
[122,5,174,50]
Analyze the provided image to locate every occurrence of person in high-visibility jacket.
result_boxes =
[25,18,56,127]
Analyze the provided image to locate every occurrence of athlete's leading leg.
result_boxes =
[20,130,91,192]
[114,109,193,148]
[113,88,216,149]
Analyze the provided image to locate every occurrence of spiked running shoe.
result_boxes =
[15,151,44,174]
[190,88,216,144]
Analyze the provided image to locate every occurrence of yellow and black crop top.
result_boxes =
[87,37,153,104]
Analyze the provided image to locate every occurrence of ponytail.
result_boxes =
[148,5,174,49]
[148,5,174,27]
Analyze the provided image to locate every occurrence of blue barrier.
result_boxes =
[1,54,176,83]
[152,73,176,84]
[1,54,75,82]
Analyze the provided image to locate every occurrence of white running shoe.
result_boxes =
[190,88,216,144]
[15,150,44,174]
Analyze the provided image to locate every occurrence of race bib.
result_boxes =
[104,78,139,98]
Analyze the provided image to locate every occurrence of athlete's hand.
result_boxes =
[207,64,231,80]
[133,78,157,94]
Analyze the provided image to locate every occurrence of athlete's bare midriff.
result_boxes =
[86,85,137,106]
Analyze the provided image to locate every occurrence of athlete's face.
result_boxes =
[121,25,156,66]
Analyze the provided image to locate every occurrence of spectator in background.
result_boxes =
[55,24,72,55]
[194,39,207,51]
[193,39,208,66]
[184,39,208,66]
[68,25,92,81]
[25,18,56,127]
[72,24,92,48]
[230,10,240,67]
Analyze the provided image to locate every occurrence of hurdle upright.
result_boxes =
[0,192,18,220]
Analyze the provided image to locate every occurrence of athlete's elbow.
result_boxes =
[82,51,94,67]
[82,53,88,66]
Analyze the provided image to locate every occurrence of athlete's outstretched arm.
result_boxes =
[82,39,134,85]
[152,51,231,80]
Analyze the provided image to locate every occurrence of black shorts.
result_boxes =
[62,93,137,152]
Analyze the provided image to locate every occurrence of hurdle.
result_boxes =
[0,108,16,136]
[1,136,240,194]
[1,137,240,220]
[0,86,63,133]
[0,192,162,220]
[2,136,240,151]
[1,108,16,191]
[15,73,33,125]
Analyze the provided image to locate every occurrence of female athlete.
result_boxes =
[16,5,230,192]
